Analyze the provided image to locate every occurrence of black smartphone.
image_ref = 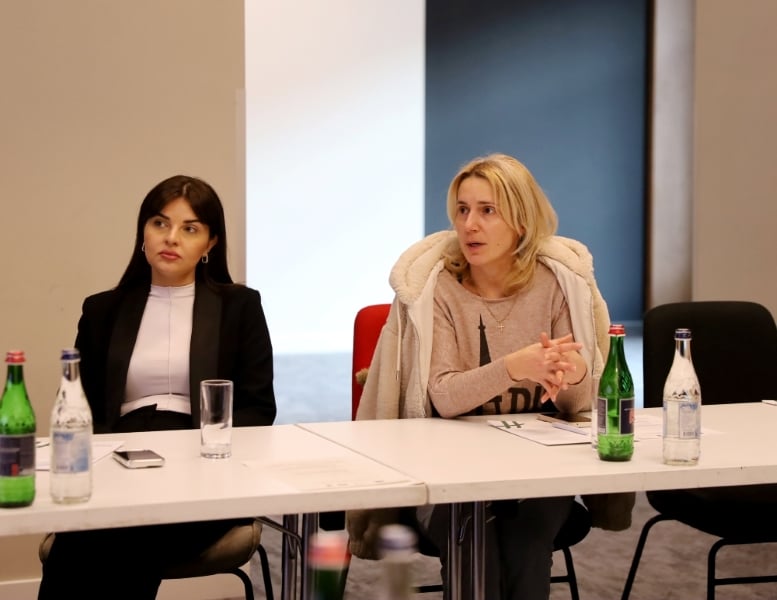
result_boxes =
[536,412,591,428]
[112,449,165,468]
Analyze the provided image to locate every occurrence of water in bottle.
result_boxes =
[50,348,93,503]
[597,324,635,461]
[0,350,36,507]
[662,328,701,465]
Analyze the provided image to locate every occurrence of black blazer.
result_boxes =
[75,281,276,433]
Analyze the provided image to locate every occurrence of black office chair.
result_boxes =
[550,500,592,599]
[621,301,777,600]
[39,520,274,600]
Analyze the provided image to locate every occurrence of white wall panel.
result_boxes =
[245,1,425,353]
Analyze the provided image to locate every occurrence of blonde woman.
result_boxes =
[349,154,611,599]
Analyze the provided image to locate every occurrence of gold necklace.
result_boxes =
[479,294,519,333]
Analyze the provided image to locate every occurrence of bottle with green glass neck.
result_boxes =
[0,350,36,507]
[597,324,635,461]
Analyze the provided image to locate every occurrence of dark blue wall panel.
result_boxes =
[425,0,648,322]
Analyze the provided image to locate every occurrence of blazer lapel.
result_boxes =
[190,283,222,425]
[105,286,149,428]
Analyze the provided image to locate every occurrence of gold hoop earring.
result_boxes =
[201,254,209,264]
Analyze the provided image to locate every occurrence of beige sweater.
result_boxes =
[429,267,592,417]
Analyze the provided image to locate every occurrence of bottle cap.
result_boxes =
[6,350,25,363]
[61,348,81,361]
[378,524,417,555]
[308,531,350,569]
[608,324,626,335]
[674,328,692,339]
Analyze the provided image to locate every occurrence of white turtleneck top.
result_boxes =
[121,283,195,416]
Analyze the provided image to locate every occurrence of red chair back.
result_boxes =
[351,304,391,420]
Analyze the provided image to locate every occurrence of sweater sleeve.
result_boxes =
[355,299,403,420]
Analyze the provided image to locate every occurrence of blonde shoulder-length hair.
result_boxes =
[443,153,558,294]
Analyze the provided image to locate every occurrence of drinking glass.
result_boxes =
[200,379,233,458]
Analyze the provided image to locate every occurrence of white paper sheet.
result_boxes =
[632,412,719,439]
[489,413,718,446]
[488,419,591,446]
[633,413,663,440]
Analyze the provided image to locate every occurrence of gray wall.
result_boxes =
[692,0,777,310]
[425,0,648,322]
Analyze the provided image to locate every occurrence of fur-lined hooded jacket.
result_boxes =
[347,231,634,559]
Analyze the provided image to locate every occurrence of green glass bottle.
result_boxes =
[309,531,349,600]
[597,324,634,461]
[0,350,36,507]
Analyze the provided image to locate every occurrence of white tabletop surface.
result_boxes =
[0,424,425,537]
[300,402,777,504]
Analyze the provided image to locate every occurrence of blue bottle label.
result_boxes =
[51,430,91,473]
[0,434,35,476]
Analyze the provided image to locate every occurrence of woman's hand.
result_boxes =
[504,333,584,402]
[539,332,588,401]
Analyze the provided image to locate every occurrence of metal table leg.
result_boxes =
[471,501,486,600]
[300,513,319,600]
[447,503,462,600]
[281,514,299,600]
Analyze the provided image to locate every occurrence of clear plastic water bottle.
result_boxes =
[662,328,701,465]
[50,348,93,503]
[377,524,417,600]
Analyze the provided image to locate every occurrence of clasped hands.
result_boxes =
[505,332,584,402]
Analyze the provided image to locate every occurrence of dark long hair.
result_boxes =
[116,175,233,289]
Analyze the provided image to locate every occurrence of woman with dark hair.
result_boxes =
[38,175,276,599]
[117,175,233,289]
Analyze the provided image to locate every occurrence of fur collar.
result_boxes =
[389,231,457,305]
[388,231,596,302]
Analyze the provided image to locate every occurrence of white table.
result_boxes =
[299,402,777,600]
[0,424,426,600]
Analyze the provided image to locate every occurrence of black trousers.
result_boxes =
[422,496,573,600]
[37,407,250,600]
